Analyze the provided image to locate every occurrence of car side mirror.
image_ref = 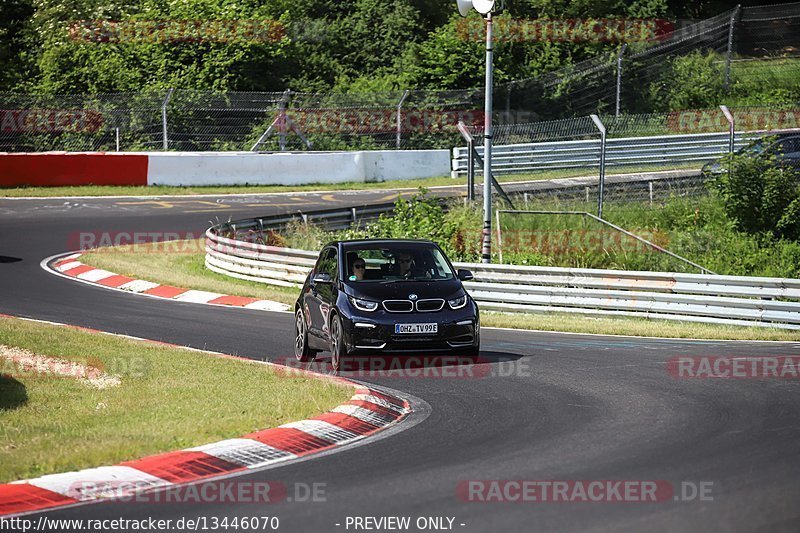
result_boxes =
[457,269,474,281]
[312,272,332,284]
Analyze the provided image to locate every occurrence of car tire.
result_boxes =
[294,308,316,362]
[329,313,349,372]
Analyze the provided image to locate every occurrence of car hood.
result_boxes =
[343,279,464,301]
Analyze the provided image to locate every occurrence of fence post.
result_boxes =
[115,127,120,152]
[396,90,410,150]
[720,105,735,154]
[724,5,741,91]
[279,89,291,152]
[615,44,627,117]
[467,138,475,201]
[161,88,174,151]
[590,114,607,218]
[495,209,503,264]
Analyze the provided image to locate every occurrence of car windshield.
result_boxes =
[342,244,455,282]
[739,140,766,156]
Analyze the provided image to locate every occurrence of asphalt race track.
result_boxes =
[2,192,800,532]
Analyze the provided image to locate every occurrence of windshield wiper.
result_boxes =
[380,278,429,284]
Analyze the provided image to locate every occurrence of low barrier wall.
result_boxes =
[0,149,451,187]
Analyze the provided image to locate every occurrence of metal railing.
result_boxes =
[452,131,749,178]
[206,219,800,330]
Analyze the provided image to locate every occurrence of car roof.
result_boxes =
[332,239,438,247]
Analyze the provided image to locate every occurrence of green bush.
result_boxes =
[647,51,726,112]
[710,152,800,239]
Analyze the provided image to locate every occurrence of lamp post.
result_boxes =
[456,0,502,263]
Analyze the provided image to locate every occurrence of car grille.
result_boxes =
[383,300,413,312]
[382,299,446,312]
[415,298,445,312]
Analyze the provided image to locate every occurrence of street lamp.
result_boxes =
[456,0,503,263]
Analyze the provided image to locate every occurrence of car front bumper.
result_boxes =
[342,306,479,354]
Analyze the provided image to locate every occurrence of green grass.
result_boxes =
[481,311,800,342]
[494,195,800,278]
[0,315,352,483]
[726,57,800,107]
[79,238,800,341]
[80,240,299,304]
[0,162,700,198]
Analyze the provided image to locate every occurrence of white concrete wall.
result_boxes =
[147,150,451,186]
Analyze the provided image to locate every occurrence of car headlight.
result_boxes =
[448,294,468,309]
[349,296,379,312]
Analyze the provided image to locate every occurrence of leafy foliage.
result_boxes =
[2,0,715,94]
[280,188,800,278]
[647,51,726,112]
[711,152,800,239]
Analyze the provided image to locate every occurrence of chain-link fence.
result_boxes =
[495,3,800,120]
[454,104,800,219]
[0,88,484,152]
[1,3,798,153]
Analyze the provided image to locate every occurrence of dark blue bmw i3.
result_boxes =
[294,239,480,371]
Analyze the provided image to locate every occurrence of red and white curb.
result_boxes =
[0,315,414,518]
[43,252,290,313]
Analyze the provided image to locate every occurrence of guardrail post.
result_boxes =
[590,114,607,218]
[161,88,174,151]
[396,90,410,150]
[720,105,735,154]
[724,6,741,91]
[467,138,475,201]
[495,209,503,264]
[457,121,476,202]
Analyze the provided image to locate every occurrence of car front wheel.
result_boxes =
[294,308,316,362]
[329,313,349,372]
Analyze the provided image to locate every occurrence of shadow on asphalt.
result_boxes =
[0,256,22,263]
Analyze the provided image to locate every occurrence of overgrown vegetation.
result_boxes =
[710,151,800,240]
[1,0,788,103]
[279,187,800,278]
[647,51,800,111]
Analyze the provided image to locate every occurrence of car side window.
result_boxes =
[780,138,800,158]
[315,248,338,280]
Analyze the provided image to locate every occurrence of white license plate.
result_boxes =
[395,323,438,334]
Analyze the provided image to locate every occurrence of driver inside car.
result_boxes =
[392,252,430,279]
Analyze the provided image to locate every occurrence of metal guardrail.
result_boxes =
[206,223,800,330]
[451,131,749,177]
